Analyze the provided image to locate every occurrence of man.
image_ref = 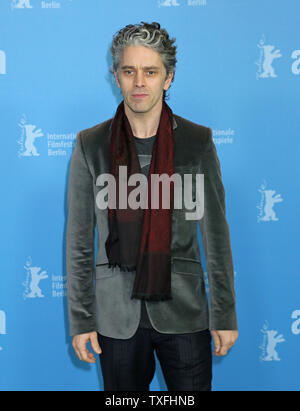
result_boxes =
[66,21,238,391]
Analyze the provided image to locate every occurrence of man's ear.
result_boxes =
[164,71,174,91]
[114,71,121,88]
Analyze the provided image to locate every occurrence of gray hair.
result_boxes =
[110,21,177,100]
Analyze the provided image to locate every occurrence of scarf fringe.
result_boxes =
[108,262,137,272]
[131,293,172,302]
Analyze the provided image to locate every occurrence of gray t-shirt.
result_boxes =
[133,134,156,329]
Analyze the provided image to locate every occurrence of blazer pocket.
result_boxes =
[95,263,114,279]
[173,257,203,276]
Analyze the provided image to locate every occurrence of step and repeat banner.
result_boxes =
[0,0,299,391]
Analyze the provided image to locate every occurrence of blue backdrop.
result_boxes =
[0,0,299,391]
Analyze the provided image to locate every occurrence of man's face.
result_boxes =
[114,45,173,114]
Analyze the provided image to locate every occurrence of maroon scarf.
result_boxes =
[105,99,175,301]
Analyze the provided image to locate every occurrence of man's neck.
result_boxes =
[124,99,162,139]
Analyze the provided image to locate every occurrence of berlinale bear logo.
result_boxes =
[260,321,285,362]
[256,36,282,79]
[0,311,6,352]
[158,0,180,7]
[257,180,283,223]
[22,257,49,299]
[17,115,43,157]
[11,0,33,9]
[0,50,6,75]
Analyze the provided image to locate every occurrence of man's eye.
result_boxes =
[123,70,156,75]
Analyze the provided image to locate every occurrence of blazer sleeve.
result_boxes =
[198,127,238,331]
[66,131,97,337]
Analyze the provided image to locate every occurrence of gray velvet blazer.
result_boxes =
[66,112,238,338]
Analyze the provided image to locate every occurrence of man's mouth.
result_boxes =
[132,94,148,99]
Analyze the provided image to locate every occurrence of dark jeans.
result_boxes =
[97,327,212,391]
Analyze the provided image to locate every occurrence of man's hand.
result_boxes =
[211,330,238,357]
[72,332,102,363]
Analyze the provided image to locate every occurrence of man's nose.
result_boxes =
[134,70,146,87]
